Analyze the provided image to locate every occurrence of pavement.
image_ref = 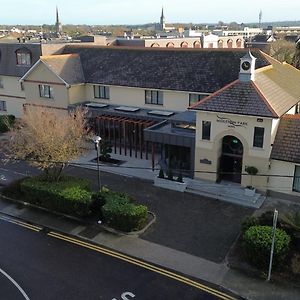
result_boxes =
[1,144,300,299]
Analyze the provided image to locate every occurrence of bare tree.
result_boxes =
[292,41,300,70]
[7,106,90,181]
[267,40,295,64]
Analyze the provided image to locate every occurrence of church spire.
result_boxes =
[55,6,63,36]
[160,6,165,31]
[161,6,165,19]
[56,6,60,24]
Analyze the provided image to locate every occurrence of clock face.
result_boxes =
[241,61,251,71]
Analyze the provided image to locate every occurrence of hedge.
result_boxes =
[20,176,92,217]
[101,190,148,232]
[243,225,291,270]
[0,115,15,132]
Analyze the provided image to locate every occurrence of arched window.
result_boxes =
[166,42,174,48]
[236,39,242,48]
[218,40,223,48]
[193,41,201,48]
[227,39,233,48]
[180,41,188,48]
[150,43,160,47]
[15,48,31,66]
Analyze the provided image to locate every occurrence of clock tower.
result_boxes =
[239,50,256,82]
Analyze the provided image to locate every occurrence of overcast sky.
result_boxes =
[2,0,300,25]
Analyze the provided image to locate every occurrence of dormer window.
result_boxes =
[16,48,31,66]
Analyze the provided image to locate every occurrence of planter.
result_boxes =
[154,177,187,192]
[244,187,256,197]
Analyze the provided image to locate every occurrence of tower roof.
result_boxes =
[161,6,165,19]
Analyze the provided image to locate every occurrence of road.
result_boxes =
[0,215,243,300]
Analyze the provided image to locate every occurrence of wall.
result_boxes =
[194,111,273,190]
[269,160,300,197]
[68,85,86,104]
[0,75,25,117]
[86,84,190,112]
[23,62,69,110]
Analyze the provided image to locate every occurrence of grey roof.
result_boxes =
[62,45,270,93]
[0,43,41,77]
[41,54,85,84]
[190,80,278,118]
[271,115,300,163]
[169,110,196,123]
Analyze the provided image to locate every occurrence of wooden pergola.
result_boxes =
[94,114,156,162]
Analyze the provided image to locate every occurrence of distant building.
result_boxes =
[213,27,263,40]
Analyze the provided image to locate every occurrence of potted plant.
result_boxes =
[244,166,258,196]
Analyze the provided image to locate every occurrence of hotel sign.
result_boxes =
[216,115,247,128]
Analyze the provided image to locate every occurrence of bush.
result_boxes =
[20,176,92,217]
[243,225,291,270]
[101,191,148,232]
[90,187,109,214]
[241,216,259,234]
[0,115,15,132]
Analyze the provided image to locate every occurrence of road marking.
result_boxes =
[0,167,29,177]
[0,215,42,232]
[48,231,237,300]
[0,267,30,300]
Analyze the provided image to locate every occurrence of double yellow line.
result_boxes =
[0,215,42,232]
[48,231,239,300]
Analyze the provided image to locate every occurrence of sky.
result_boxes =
[1,0,300,25]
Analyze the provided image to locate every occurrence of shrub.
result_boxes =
[158,168,164,179]
[0,115,15,132]
[102,191,148,232]
[20,176,92,217]
[241,216,259,234]
[90,188,108,214]
[243,225,291,270]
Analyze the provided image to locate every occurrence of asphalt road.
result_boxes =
[0,159,252,263]
[0,216,242,300]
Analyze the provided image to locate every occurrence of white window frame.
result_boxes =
[16,51,31,66]
[39,84,54,99]
[145,90,163,105]
[94,85,110,99]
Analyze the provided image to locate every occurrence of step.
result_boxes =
[186,186,265,209]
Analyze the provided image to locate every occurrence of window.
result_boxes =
[16,49,31,66]
[293,166,300,193]
[94,85,110,99]
[0,77,3,89]
[145,90,163,105]
[0,100,7,111]
[189,93,206,106]
[39,84,53,99]
[202,121,211,140]
[253,127,264,148]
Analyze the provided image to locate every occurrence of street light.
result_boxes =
[93,135,102,191]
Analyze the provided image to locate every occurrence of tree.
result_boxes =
[292,41,300,70]
[7,106,90,181]
[267,40,295,64]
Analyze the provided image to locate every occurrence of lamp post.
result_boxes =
[93,135,102,191]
